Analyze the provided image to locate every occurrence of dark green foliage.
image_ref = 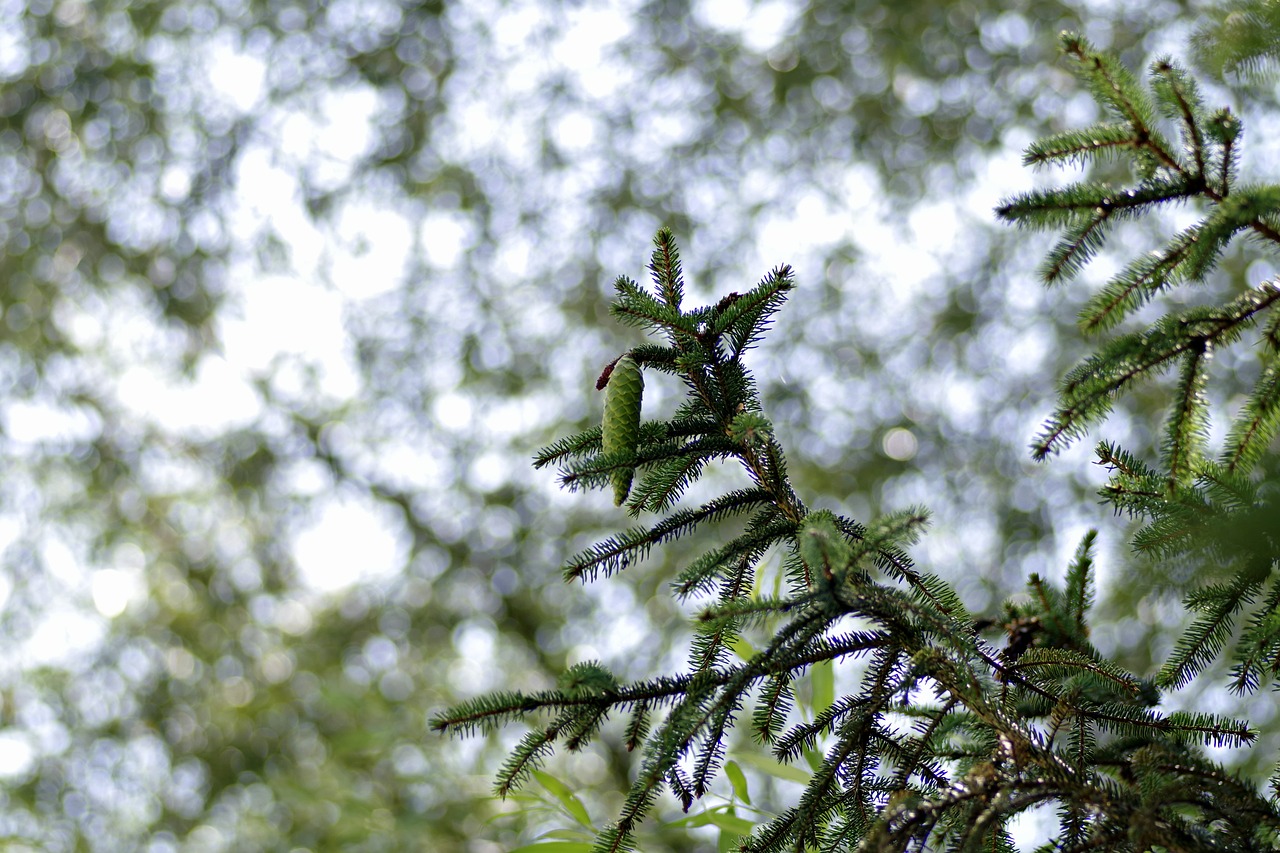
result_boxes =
[997,34,1280,477]
[993,26,1280,754]
[1013,23,1280,826]
[1097,453,1280,693]
[995,34,1280,824]
[429,26,1280,853]
[435,202,1280,848]
[1192,0,1280,82]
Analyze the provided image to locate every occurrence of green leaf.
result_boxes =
[668,806,758,836]
[730,635,758,662]
[724,760,751,805]
[532,770,593,827]
[810,659,835,715]
[718,823,746,853]
[733,751,813,785]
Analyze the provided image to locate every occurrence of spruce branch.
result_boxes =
[440,224,1280,852]
[690,555,755,673]
[1078,227,1202,334]
[561,488,772,583]
[1032,284,1280,459]
[1060,33,1165,153]
[996,180,1186,233]
[1065,530,1098,633]
[533,424,604,468]
[648,226,685,310]
[1022,124,1146,168]
[1232,579,1280,693]
[1006,35,1280,489]
[1150,57,1207,179]
[1159,571,1266,689]
[711,264,796,356]
[1192,0,1280,82]
[1161,341,1211,489]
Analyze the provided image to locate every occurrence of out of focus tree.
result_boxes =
[2,0,1267,850]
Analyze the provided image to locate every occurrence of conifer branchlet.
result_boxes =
[434,33,1280,853]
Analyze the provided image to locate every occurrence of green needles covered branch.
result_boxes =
[435,32,1280,853]
[997,33,1280,472]
[999,32,1280,716]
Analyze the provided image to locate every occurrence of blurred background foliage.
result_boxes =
[1,0,1276,849]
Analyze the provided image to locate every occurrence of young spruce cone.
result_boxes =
[601,355,643,505]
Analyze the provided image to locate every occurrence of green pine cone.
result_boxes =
[602,355,643,506]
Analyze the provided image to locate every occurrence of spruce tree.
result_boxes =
[433,32,1280,852]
